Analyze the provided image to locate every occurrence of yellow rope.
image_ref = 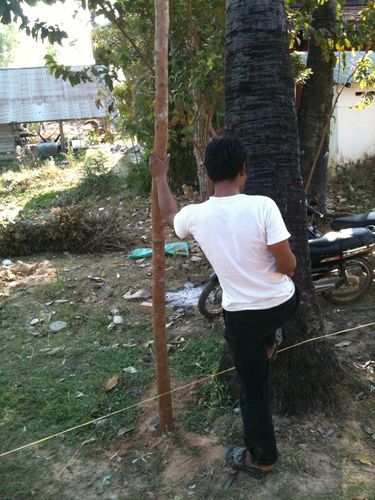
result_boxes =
[278,321,375,353]
[0,321,374,458]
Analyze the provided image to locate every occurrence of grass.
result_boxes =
[1,151,374,498]
[0,257,224,498]
[0,150,129,222]
[0,297,149,449]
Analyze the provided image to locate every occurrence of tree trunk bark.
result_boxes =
[298,1,336,212]
[152,0,173,432]
[193,102,215,200]
[222,0,342,415]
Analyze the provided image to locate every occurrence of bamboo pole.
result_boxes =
[151,0,173,432]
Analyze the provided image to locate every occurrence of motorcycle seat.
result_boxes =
[331,212,375,231]
[309,227,375,256]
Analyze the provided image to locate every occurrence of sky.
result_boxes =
[10,0,94,68]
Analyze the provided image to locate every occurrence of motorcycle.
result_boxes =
[307,204,375,235]
[198,208,375,318]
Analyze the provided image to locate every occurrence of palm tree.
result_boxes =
[298,0,337,212]
[224,0,341,414]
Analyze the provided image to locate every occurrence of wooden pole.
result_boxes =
[59,121,66,152]
[152,0,173,432]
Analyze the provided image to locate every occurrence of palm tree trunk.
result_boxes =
[298,1,336,212]
[222,0,342,414]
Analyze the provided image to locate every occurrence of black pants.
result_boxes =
[223,291,299,465]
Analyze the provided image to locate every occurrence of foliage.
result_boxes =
[1,0,224,196]
[292,52,313,84]
[0,204,128,255]
[0,0,68,44]
[44,52,116,91]
[91,0,225,195]
[181,381,232,433]
[124,157,151,195]
[330,154,375,210]
[0,23,17,66]
[353,51,375,109]
[2,0,375,195]
[287,1,375,109]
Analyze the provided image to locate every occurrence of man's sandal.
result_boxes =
[225,446,271,479]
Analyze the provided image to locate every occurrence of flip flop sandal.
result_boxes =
[225,446,267,479]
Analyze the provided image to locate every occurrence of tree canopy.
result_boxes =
[2,0,374,195]
[0,23,17,66]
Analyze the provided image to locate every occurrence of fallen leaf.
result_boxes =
[47,347,63,356]
[113,315,124,325]
[104,374,119,392]
[355,453,375,466]
[117,427,135,436]
[323,428,335,438]
[335,340,352,348]
[140,340,154,348]
[49,321,67,333]
[123,366,137,374]
[123,289,151,301]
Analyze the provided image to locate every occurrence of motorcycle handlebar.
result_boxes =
[306,203,323,218]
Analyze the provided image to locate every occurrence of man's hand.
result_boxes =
[149,152,178,228]
[268,239,296,277]
[149,153,170,180]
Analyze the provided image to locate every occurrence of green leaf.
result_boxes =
[1,6,12,24]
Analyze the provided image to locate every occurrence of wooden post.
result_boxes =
[152,0,173,432]
[59,121,66,152]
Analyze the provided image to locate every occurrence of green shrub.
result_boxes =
[125,158,151,194]
[74,151,126,197]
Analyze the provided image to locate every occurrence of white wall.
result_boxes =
[329,83,375,165]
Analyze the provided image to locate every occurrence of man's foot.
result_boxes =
[267,328,283,362]
[225,446,274,479]
[267,343,278,361]
[244,450,273,472]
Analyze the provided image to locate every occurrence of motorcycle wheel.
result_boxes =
[198,280,223,318]
[323,256,374,304]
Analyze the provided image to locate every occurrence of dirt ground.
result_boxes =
[0,239,374,499]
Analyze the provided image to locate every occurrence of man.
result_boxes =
[149,136,298,479]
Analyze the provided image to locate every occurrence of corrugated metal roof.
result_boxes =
[0,66,111,125]
[334,52,375,84]
[294,51,375,85]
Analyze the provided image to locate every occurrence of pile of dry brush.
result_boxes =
[0,206,129,256]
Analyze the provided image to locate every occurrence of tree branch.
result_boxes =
[96,0,153,73]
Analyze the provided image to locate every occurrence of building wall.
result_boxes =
[0,124,15,158]
[329,83,375,165]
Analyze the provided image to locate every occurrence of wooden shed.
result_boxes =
[0,66,111,158]
[0,124,15,157]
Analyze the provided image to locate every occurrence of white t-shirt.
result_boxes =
[174,194,295,311]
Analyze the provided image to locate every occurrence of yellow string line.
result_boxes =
[1,321,374,459]
[278,321,375,353]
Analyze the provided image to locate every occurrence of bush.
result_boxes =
[124,158,151,194]
[0,206,129,256]
[71,151,127,198]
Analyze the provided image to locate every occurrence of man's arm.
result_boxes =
[268,239,296,277]
[149,153,179,228]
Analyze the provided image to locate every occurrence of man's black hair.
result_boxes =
[204,136,247,183]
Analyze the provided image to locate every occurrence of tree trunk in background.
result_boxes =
[193,101,216,200]
[298,1,336,212]
[221,0,342,414]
